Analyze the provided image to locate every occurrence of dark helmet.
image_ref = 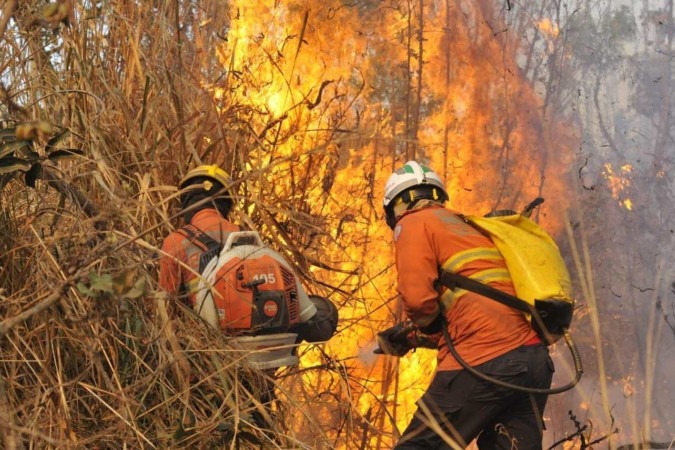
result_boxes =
[178,165,234,221]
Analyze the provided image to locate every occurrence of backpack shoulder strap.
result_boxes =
[438,269,534,315]
[178,224,220,251]
[178,224,224,273]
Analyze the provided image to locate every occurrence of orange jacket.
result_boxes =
[394,205,538,371]
[159,208,240,305]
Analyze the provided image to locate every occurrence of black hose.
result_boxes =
[440,311,583,395]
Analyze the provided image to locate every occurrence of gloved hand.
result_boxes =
[374,322,438,356]
[293,296,339,343]
[374,322,413,356]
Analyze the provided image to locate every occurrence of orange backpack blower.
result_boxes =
[179,226,301,334]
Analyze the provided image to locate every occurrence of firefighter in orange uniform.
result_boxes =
[159,164,337,343]
[159,165,240,300]
[376,161,554,449]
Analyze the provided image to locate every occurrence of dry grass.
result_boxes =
[0,187,332,448]
[3,1,671,449]
[0,1,347,448]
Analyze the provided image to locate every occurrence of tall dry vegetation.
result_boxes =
[4,1,667,449]
[0,1,347,448]
[0,0,590,448]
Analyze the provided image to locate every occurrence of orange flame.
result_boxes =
[216,1,577,447]
[603,163,633,210]
[538,18,560,38]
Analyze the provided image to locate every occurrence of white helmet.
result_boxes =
[383,160,448,228]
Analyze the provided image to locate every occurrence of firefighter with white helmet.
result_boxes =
[376,160,554,450]
[383,160,449,229]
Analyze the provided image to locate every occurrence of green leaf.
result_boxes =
[122,279,146,299]
[76,282,95,297]
[24,164,43,188]
[88,272,114,293]
[45,128,71,152]
[47,148,83,162]
[19,148,40,161]
[0,157,31,174]
[112,268,136,295]
[0,140,31,159]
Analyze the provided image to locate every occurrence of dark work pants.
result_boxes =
[395,343,554,450]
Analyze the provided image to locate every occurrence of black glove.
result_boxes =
[294,296,339,343]
[374,322,413,356]
[374,322,438,357]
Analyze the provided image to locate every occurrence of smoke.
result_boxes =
[357,339,380,368]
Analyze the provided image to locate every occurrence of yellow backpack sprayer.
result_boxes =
[443,198,582,394]
[379,198,583,394]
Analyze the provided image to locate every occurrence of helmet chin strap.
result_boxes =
[405,199,420,211]
[385,186,449,229]
[385,198,422,230]
[385,209,398,230]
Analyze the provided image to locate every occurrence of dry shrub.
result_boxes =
[0,1,336,448]
[0,190,330,449]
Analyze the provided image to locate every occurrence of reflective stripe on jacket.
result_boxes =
[393,205,538,371]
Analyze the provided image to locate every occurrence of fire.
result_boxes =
[216,1,576,447]
[537,18,560,38]
[603,163,634,210]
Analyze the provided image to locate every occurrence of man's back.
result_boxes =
[159,208,239,301]
[393,205,538,371]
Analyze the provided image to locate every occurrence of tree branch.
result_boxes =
[0,0,17,42]
[0,279,71,337]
